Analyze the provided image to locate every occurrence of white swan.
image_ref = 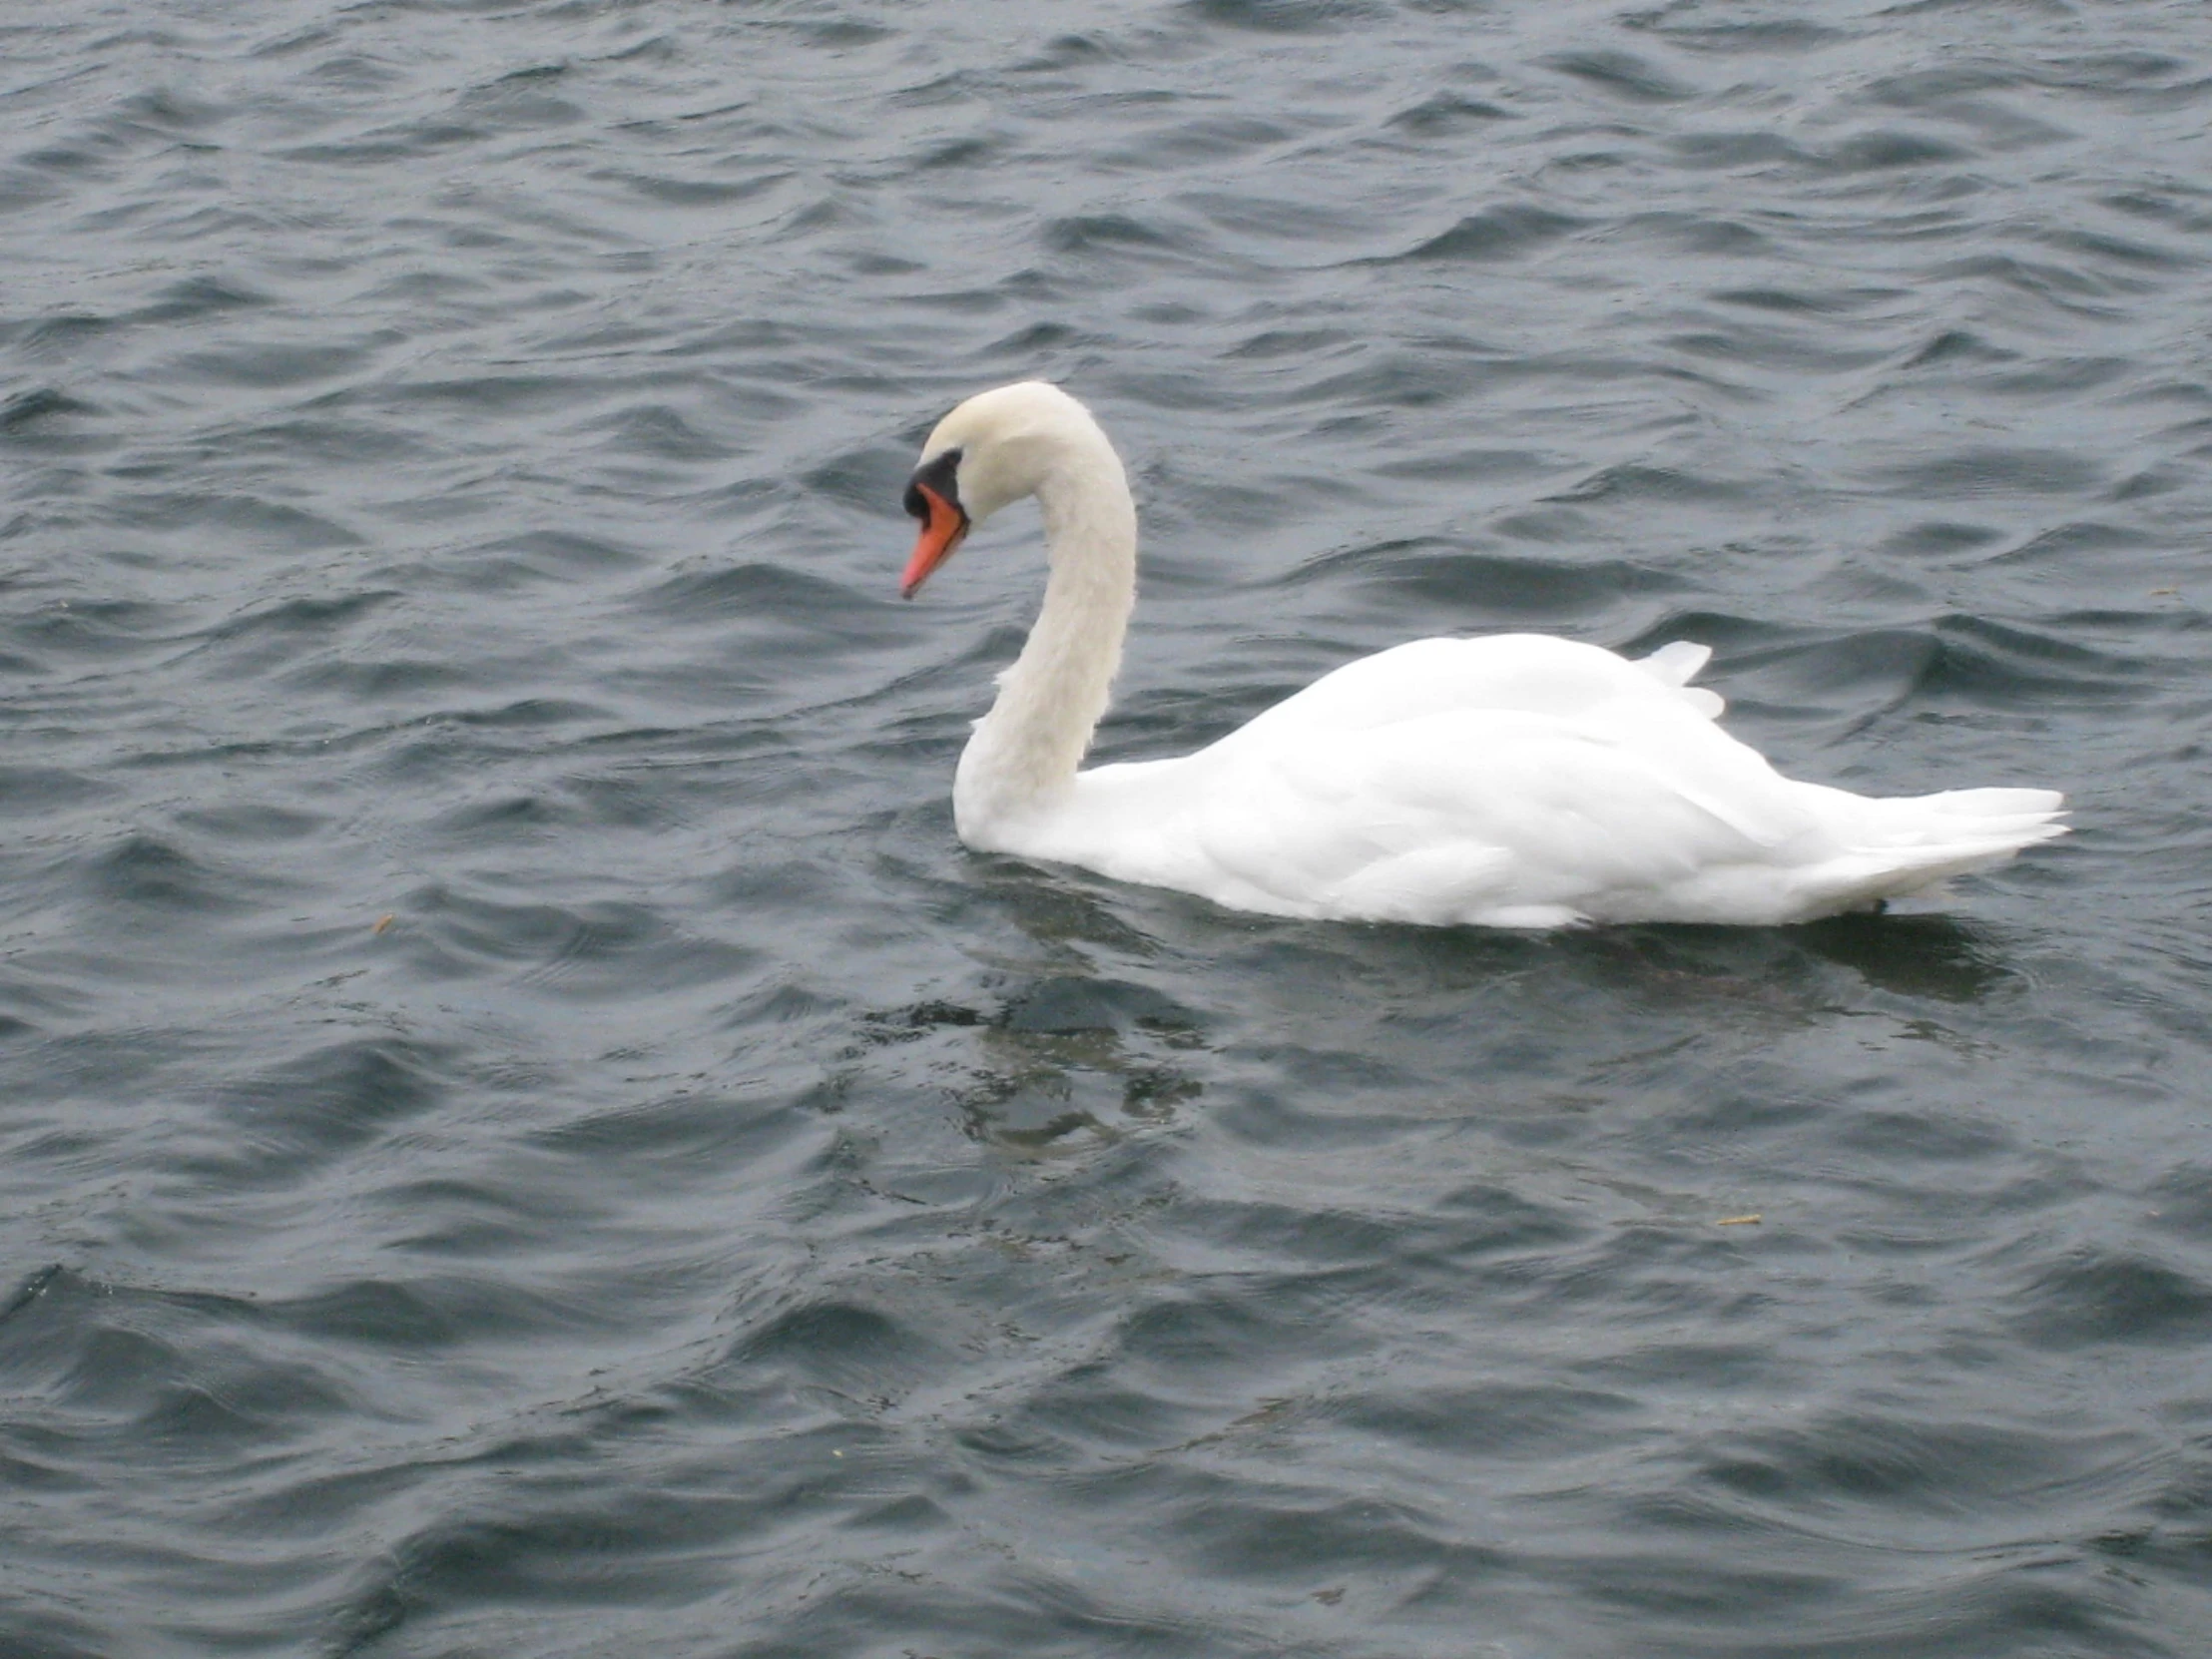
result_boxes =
[899,381,2065,927]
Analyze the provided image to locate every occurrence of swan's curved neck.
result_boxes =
[953,440,1136,843]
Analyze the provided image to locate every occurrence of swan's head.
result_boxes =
[900,381,1105,598]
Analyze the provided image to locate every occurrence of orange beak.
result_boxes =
[900,481,969,599]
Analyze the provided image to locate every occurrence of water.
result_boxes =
[3,1,2209,1654]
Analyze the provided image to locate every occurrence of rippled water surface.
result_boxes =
[5,1,2212,1654]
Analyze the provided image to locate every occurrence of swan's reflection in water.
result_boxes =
[871,858,2021,1159]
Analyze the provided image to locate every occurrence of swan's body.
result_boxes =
[900,382,2064,928]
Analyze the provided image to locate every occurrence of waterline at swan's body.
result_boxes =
[900,381,2065,928]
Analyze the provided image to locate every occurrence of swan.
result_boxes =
[898,381,2065,928]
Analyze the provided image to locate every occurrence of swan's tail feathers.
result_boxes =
[1916,786,2068,830]
[1807,787,2068,911]
[1637,641,1710,685]
[1636,640,1725,719]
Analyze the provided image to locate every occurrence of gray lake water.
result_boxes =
[4,2,2210,1655]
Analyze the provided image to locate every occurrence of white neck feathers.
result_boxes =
[952,422,1137,844]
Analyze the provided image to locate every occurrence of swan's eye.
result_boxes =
[904,448,963,520]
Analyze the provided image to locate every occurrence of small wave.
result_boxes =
[2011,1247,2212,1350]
[1391,206,1584,264]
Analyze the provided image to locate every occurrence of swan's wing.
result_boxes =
[1213,634,1723,757]
[1187,699,1824,925]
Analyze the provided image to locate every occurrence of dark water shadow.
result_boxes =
[859,955,1209,1158]
[1784,910,2017,1001]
